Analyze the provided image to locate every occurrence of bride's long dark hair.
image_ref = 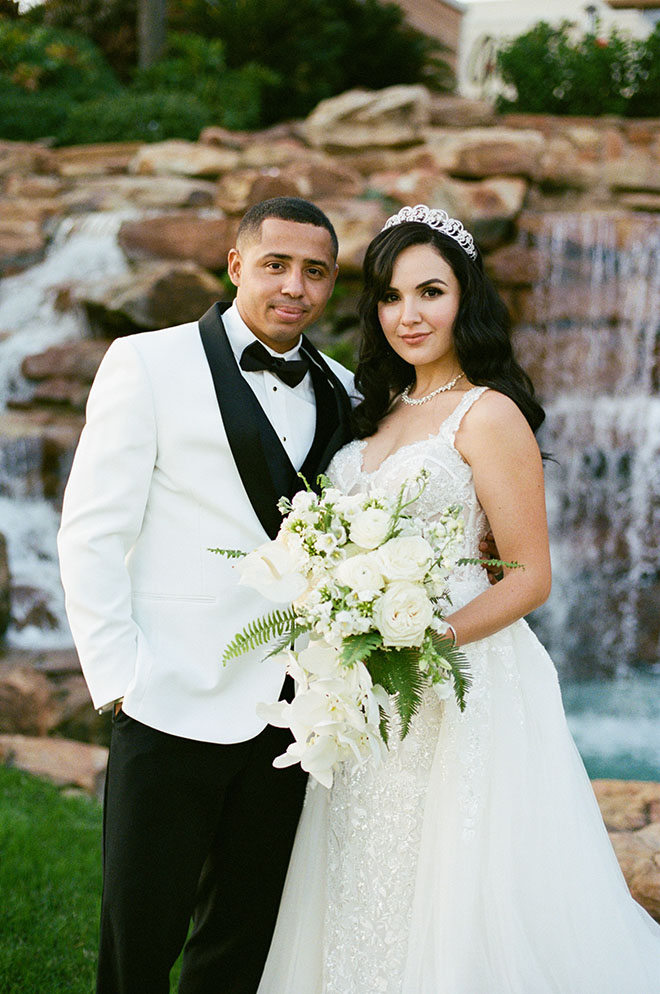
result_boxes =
[352,222,545,440]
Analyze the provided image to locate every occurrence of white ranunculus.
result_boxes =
[373,580,434,647]
[349,506,392,549]
[335,553,385,594]
[375,535,435,582]
[239,541,308,602]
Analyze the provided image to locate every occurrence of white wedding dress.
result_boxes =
[257,387,660,994]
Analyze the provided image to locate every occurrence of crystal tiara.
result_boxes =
[380,204,477,260]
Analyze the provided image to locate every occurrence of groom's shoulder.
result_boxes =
[110,320,202,361]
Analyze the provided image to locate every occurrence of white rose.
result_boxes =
[373,580,434,647]
[349,507,392,549]
[335,553,385,594]
[375,535,435,582]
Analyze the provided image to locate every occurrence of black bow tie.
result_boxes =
[240,340,309,388]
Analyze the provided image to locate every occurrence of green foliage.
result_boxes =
[496,19,655,117]
[0,84,71,140]
[0,20,119,98]
[25,0,137,81]
[169,0,452,123]
[627,23,660,117]
[55,90,214,145]
[339,630,383,668]
[429,632,472,712]
[222,606,298,663]
[366,646,427,738]
[133,32,280,131]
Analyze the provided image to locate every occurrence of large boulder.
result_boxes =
[317,198,390,275]
[304,85,432,151]
[593,780,660,921]
[0,665,57,736]
[81,260,225,335]
[61,175,217,212]
[0,733,108,800]
[129,139,240,178]
[51,142,143,177]
[118,213,239,271]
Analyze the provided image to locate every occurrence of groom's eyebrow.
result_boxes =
[263,251,331,272]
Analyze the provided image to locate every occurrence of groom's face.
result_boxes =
[228,218,338,354]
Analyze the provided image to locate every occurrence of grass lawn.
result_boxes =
[0,766,186,992]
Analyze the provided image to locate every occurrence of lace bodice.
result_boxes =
[328,386,491,608]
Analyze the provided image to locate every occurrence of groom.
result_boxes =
[58,197,355,994]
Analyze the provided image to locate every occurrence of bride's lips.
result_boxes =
[399,332,430,345]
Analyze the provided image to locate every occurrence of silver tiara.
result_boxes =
[381,204,477,261]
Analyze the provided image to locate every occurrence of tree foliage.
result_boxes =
[497,19,658,118]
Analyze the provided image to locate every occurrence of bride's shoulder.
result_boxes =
[457,388,537,456]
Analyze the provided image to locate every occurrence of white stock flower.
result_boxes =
[239,541,308,602]
[373,580,434,647]
[349,506,392,549]
[335,553,385,594]
[375,535,435,582]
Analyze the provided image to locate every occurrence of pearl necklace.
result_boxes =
[401,372,464,406]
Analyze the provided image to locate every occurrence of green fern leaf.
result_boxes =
[222,607,298,664]
[265,622,309,658]
[339,631,383,668]
[365,647,426,739]
[429,632,473,712]
[208,547,247,559]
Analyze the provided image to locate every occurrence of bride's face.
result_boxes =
[377,243,461,375]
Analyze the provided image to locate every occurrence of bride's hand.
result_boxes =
[479,531,504,584]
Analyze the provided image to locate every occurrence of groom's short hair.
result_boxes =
[237,197,339,260]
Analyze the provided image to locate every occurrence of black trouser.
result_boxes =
[97,708,307,994]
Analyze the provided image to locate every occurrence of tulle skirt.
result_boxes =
[257,620,660,994]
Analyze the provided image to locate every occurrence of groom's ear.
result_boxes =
[227,247,241,288]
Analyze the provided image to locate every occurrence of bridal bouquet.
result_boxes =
[212,471,481,787]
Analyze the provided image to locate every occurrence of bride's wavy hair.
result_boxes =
[352,222,546,439]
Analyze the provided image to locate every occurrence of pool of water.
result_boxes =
[561,670,660,781]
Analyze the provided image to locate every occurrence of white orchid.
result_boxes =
[238,541,308,602]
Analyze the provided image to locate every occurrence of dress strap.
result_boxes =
[442,386,489,444]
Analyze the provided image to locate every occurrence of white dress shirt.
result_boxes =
[222,302,316,470]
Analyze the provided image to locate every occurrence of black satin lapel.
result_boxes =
[198,303,295,539]
[299,339,354,479]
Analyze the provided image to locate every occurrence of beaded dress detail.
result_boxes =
[257,387,660,994]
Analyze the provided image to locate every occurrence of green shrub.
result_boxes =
[133,32,280,131]
[24,0,137,81]
[0,20,119,98]
[56,90,213,145]
[627,24,660,117]
[496,19,652,118]
[0,82,71,140]
[169,0,452,123]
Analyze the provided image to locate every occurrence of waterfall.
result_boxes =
[0,212,134,649]
[515,212,660,677]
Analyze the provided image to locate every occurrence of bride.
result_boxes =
[256,205,660,993]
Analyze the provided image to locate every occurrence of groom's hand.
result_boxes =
[479,531,504,584]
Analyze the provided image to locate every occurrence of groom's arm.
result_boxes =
[57,337,157,712]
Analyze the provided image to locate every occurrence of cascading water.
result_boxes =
[0,211,134,648]
[516,212,660,679]
[514,212,660,779]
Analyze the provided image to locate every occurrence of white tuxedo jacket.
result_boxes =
[58,303,354,743]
